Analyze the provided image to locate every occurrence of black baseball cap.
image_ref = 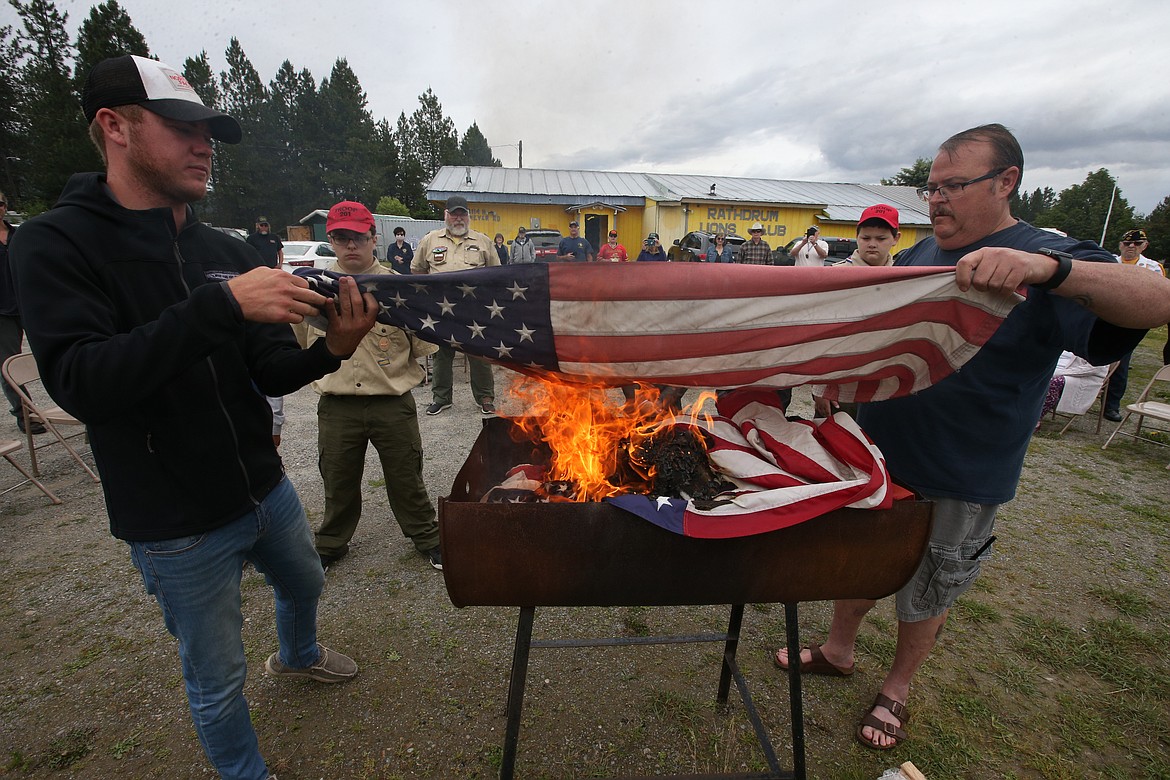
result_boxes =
[445,195,470,213]
[82,55,242,144]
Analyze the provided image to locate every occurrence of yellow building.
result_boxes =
[426,166,932,258]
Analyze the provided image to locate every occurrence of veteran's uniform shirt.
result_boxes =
[410,227,499,274]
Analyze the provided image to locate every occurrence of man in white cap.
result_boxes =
[411,194,500,415]
[10,54,377,780]
[738,221,772,265]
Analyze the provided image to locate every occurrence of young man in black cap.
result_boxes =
[10,54,377,780]
[411,195,500,414]
[1103,228,1166,419]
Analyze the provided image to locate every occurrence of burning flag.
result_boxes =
[298,262,1018,401]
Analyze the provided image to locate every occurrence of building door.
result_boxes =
[584,214,606,257]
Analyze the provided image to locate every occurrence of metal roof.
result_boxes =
[427,167,931,226]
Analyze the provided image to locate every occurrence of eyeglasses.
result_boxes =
[328,232,372,246]
[749,229,763,234]
[916,168,1007,202]
[1121,240,1143,246]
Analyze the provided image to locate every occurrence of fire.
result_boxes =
[505,378,718,501]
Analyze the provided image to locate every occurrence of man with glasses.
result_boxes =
[738,221,771,265]
[411,195,499,415]
[776,123,1170,751]
[10,54,377,780]
[294,201,442,571]
[1101,229,1165,420]
[246,215,283,268]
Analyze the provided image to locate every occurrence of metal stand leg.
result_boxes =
[716,603,744,706]
[784,602,806,780]
[500,606,535,780]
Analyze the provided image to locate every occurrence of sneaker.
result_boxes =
[426,401,452,416]
[265,643,357,683]
[480,400,496,416]
[423,546,443,570]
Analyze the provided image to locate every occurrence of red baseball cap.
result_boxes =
[859,204,899,231]
[326,201,375,233]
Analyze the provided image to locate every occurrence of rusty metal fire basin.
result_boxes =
[440,417,933,779]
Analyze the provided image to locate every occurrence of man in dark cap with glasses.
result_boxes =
[776,123,1170,752]
[1101,228,1165,420]
[9,55,378,780]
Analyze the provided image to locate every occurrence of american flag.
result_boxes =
[607,388,916,537]
[298,262,1018,401]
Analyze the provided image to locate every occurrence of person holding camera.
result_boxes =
[791,225,829,266]
[634,232,668,261]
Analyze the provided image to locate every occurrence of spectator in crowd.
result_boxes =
[1103,228,1165,421]
[556,220,594,262]
[597,229,628,261]
[493,232,509,264]
[0,190,42,434]
[246,215,283,268]
[775,123,1170,751]
[411,195,500,415]
[706,232,735,263]
[386,225,413,274]
[790,224,829,266]
[294,201,442,571]
[738,222,771,265]
[509,226,535,264]
[10,54,378,780]
[635,232,668,261]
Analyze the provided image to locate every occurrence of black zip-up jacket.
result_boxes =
[10,173,344,541]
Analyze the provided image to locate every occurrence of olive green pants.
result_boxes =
[314,393,438,558]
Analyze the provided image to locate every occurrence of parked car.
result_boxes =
[208,226,247,241]
[668,231,747,263]
[525,229,562,261]
[778,236,858,265]
[280,240,336,272]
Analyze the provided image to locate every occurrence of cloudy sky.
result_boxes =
[46,0,1170,214]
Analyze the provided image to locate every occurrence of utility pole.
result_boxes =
[518,140,523,169]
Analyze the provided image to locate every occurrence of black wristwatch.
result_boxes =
[1033,247,1074,291]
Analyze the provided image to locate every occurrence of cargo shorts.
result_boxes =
[895,496,998,622]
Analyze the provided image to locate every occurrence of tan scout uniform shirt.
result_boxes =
[410,227,500,274]
[293,261,437,396]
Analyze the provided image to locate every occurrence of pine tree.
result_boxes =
[213,38,270,226]
[410,88,459,180]
[0,23,28,208]
[460,122,501,167]
[11,0,89,207]
[1144,196,1170,262]
[880,158,931,188]
[72,1,149,94]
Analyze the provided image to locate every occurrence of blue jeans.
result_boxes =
[129,477,325,780]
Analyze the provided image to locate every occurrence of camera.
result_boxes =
[806,227,817,237]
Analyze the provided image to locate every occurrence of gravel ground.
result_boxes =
[2,350,1169,779]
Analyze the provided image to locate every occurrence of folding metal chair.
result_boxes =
[1102,364,1170,468]
[0,438,62,504]
[1,353,100,482]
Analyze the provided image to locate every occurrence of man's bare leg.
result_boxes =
[775,598,876,670]
[858,611,949,748]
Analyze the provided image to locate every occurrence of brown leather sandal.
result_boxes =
[773,643,855,676]
[855,693,910,750]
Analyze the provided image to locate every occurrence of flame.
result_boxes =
[506,378,718,501]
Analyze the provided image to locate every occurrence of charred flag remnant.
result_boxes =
[296,262,1019,403]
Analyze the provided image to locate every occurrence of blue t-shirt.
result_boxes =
[635,249,667,262]
[557,236,593,261]
[856,221,1143,505]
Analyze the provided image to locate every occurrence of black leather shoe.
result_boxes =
[1103,410,1123,422]
[16,418,46,435]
